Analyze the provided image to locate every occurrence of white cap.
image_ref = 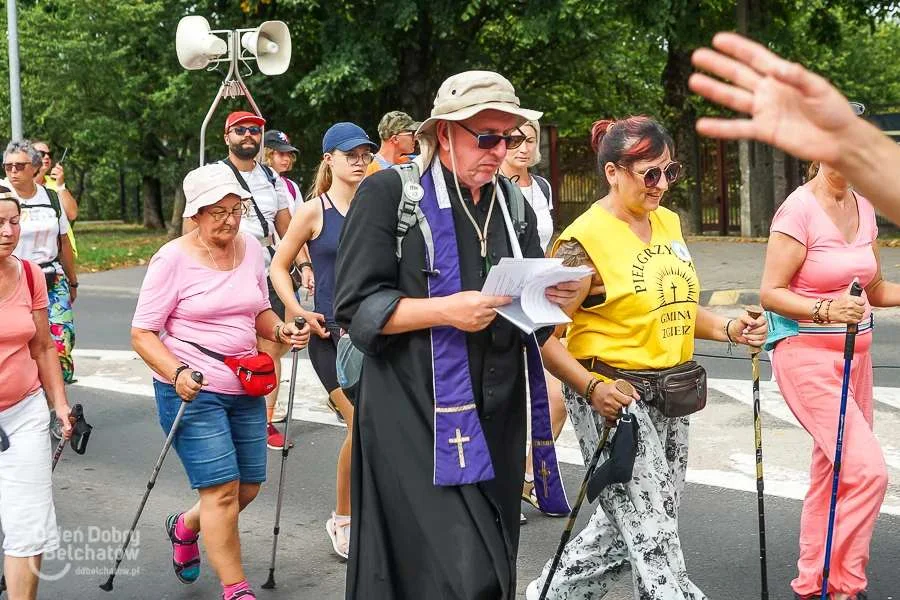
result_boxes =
[182,163,252,218]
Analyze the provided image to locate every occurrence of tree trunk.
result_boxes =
[662,45,702,235]
[119,166,127,221]
[142,175,164,229]
[736,0,776,236]
[168,185,186,240]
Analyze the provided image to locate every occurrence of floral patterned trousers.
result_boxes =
[48,274,75,383]
[528,384,707,600]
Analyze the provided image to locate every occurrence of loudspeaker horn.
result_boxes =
[176,16,228,70]
[240,20,291,76]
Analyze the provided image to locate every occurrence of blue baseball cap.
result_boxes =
[322,122,377,154]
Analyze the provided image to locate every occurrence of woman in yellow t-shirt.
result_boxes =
[528,116,766,600]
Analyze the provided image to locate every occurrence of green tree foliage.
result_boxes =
[0,0,898,227]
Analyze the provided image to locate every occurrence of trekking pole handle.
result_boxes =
[294,316,306,330]
[744,305,763,356]
[191,371,203,384]
[843,282,864,359]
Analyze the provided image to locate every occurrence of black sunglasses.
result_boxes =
[456,122,526,150]
[37,150,51,159]
[617,161,682,188]
[231,125,262,136]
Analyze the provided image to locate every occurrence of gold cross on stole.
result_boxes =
[448,428,471,468]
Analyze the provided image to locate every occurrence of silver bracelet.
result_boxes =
[724,319,736,354]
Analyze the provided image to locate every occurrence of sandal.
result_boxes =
[165,513,200,584]
[522,479,568,517]
[223,590,256,600]
[521,480,539,509]
[326,512,351,561]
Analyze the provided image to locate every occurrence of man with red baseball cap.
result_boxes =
[184,110,294,451]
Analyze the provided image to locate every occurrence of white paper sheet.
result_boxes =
[481,258,593,333]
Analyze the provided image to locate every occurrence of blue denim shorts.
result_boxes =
[154,381,267,489]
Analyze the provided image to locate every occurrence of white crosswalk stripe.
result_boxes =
[70,350,900,515]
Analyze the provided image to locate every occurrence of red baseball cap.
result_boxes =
[225,111,266,131]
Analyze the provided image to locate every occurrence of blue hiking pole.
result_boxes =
[820,281,864,600]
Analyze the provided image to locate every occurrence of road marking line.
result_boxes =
[70,360,900,514]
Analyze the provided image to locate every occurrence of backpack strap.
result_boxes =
[260,164,278,189]
[392,162,434,268]
[21,258,35,301]
[496,175,529,244]
[221,159,270,239]
[533,175,552,208]
[46,187,62,220]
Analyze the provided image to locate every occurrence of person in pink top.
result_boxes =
[761,152,900,599]
[131,163,309,600]
[0,184,73,600]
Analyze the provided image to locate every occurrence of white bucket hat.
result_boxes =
[417,71,542,134]
[182,163,252,218]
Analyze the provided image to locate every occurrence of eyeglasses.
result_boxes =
[338,151,375,166]
[617,161,682,188]
[456,122,526,150]
[230,126,262,137]
[37,150,51,159]
[205,202,249,221]
[3,162,30,172]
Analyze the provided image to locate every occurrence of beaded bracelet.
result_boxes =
[584,377,600,404]
[824,299,834,324]
[812,298,826,324]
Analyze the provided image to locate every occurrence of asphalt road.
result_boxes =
[7,274,899,599]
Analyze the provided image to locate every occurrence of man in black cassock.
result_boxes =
[334,71,595,599]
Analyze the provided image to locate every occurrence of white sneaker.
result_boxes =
[325,513,351,561]
[525,578,541,600]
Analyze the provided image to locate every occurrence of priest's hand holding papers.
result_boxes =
[481,258,594,334]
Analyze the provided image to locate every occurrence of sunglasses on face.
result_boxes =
[230,126,262,136]
[3,162,30,173]
[205,202,249,221]
[617,161,682,188]
[37,150,51,159]
[456,122,526,150]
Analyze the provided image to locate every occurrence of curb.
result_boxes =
[699,288,760,307]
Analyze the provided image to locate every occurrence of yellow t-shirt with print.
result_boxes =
[555,203,699,370]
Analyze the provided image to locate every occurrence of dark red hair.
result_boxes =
[590,116,674,171]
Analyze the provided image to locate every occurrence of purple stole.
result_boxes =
[420,160,570,515]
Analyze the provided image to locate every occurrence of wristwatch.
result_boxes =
[69,281,79,288]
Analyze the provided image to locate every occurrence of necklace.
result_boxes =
[453,178,496,258]
[197,232,236,282]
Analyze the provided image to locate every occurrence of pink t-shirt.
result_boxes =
[770,186,878,318]
[132,233,271,394]
[0,260,49,411]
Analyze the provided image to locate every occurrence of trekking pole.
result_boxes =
[745,306,769,600]
[820,281,864,600]
[100,370,203,592]
[539,380,634,600]
[52,403,92,471]
[262,316,306,590]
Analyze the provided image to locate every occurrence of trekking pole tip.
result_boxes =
[99,577,114,591]
[261,569,276,589]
